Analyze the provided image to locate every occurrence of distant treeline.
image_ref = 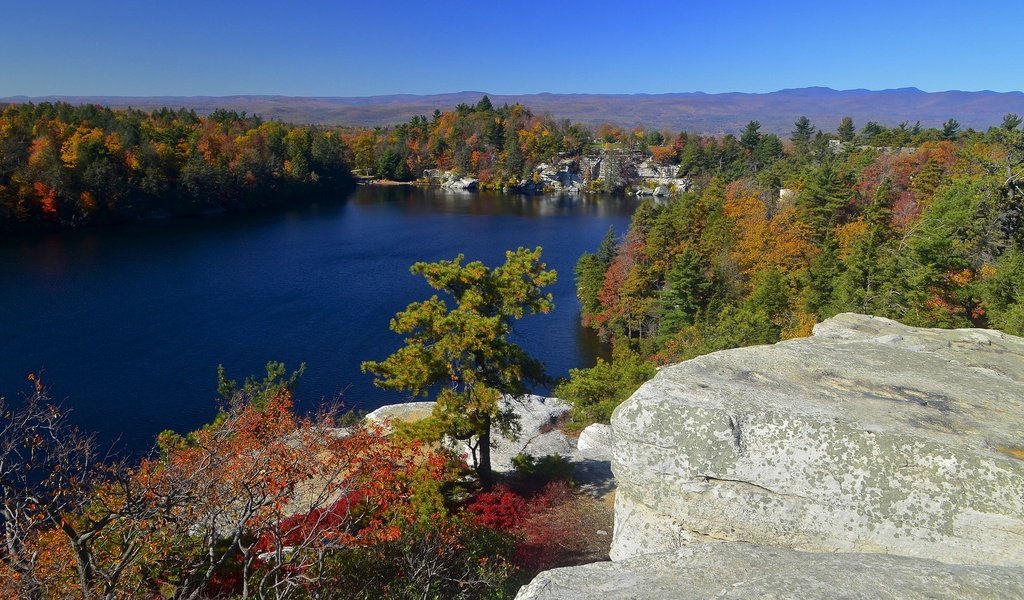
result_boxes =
[347,96,1008,190]
[0,103,354,231]
[556,113,1024,428]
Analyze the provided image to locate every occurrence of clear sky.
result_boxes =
[2,0,1021,97]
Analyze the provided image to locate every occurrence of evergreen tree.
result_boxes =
[837,116,856,143]
[791,116,816,155]
[596,225,617,265]
[796,159,850,239]
[475,95,494,112]
[942,118,961,141]
[740,121,762,155]
[657,248,713,338]
[362,248,556,487]
[804,233,841,317]
[832,179,895,314]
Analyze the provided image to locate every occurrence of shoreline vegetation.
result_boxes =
[555,112,1024,435]
[0,103,355,233]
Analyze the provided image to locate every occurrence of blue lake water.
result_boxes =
[0,186,637,452]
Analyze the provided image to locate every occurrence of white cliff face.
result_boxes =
[517,313,1024,599]
[611,313,1024,565]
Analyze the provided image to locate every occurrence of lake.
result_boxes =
[0,185,637,452]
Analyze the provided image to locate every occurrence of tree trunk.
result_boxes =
[477,413,493,488]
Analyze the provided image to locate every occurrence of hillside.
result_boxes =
[5,88,1024,133]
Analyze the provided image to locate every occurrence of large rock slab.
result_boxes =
[365,401,436,425]
[488,395,574,472]
[611,313,1024,565]
[515,543,1024,599]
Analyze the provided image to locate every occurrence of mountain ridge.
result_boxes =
[4,87,1023,134]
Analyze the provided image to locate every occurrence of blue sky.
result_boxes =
[2,0,1021,96]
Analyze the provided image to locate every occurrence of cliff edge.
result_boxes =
[518,313,1024,598]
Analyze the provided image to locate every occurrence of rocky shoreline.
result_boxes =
[420,150,692,196]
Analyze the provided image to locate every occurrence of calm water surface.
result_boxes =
[1,186,637,451]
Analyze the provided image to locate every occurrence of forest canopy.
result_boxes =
[559,113,1024,428]
[0,103,354,231]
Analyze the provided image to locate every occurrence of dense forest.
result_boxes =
[0,103,354,231]
[344,95,591,186]
[558,114,1024,426]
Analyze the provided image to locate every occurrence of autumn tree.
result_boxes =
[362,247,557,487]
[575,226,617,322]
[0,377,154,600]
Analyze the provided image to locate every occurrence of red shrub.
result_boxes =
[466,485,528,531]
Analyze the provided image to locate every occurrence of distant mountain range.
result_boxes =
[4,88,1024,135]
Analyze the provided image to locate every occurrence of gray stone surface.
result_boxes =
[438,170,479,191]
[488,395,574,472]
[576,423,612,459]
[514,543,1024,600]
[364,401,436,426]
[368,396,617,496]
[610,313,1024,565]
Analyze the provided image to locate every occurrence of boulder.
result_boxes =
[488,395,574,472]
[438,170,479,191]
[364,401,436,426]
[514,543,1024,600]
[610,313,1024,566]
[364,396,573,473]
[576,423,612,459]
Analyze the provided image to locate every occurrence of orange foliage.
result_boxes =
[27,136,49,166]
[835,219,870,259]
[33,182,58,216]
[781,310,818,339]
[725,193,817,276]
[79,191,97,212]
[650,145,677,165]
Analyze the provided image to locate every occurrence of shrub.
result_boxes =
[510,453,574,486]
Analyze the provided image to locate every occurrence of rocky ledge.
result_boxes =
[365,395,614,491]
[516,543,1024,599]
[517,313,1024,598]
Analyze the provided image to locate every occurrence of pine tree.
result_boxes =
[362,248,556,487]
[791,116,816,155]
[837,117,855,143]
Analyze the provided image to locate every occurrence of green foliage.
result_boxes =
[216,360,306,407]
[510,453,575,486]
[157,361,306,454]
[791,116,816,155]
[362,248,556,486]
[942,118,962,141]
[571,116,1024,393]
[837,116,856,143]
[978,248,1024,335]
[796,158,851,239]
[555,347,656,429]
[657,248,715,338]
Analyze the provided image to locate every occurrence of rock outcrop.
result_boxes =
[611,313,1024,565]
[517,313,1024,598]
[433,170,479,191]
[365,401,436,426]
[515,543,1024,600]
[364,395,614,491]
